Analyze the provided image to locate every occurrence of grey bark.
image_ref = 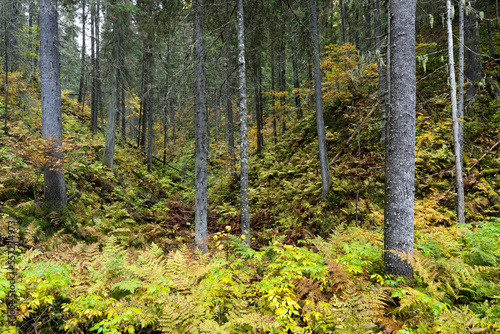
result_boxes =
[7,0,18,70]
[40,0,67,209]
[96,3,103,133]
[291,31,302,120]
[447,0,465,225]
[103,72,118,170]
[3,0,8,135]
[363,1,372,52]
[224,3,235,168]
[253,36,263,154]
[78,0,86,104]
[271,49,277,144]
[496,0,499,27]
[458,0,465,165]
[384,0,415,278]
[309,0,330,202]
[144,46,154,172]
[103,3,122,170]
[121,87,126,139]
[464,0,481,100]
[237,0,250,247]
[486,0,495,58]
[194,0,208,252]
[374,0,388,145]
[341,0,347,44]
[279,32,286,133]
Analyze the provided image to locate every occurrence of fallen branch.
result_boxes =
[67,191,80,203]
[329,108,375,165]
[467,138,500,174]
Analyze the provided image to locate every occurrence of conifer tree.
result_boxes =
[40,0,68,210]
[384,0,415,278]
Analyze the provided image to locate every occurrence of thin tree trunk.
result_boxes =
[194,0,208,252]
[496,0,498,27]
[384,0,415,278]
[96,3,103,133]
[121,87,126,140]
[309,0,330,202]
[374,0,387,145]
[171,93,176,145]
[447,0,465,224]
[4,1,8,135]
[253,36,263,154]
[291,31,302,120]
[224,1,235,168]
[90,1,97,134]
[341,0,347,44]
[78,0,86,104]
[103,4,121,170]
[363,0,372,52]
[237,0,250,247]
[464,0,481,100]
[40,0,67,209]
[458,0,465,166]
[103,69,118,170]
[140,58,148,148]
[271,49,277,144]
[279,32,286,133]
[486,0,495,58]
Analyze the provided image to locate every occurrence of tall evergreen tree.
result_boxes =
[384,0,415,278]
[40,0,68,210]
[194,0,208,252]
[309,0,330,202]
[237,0,250,246]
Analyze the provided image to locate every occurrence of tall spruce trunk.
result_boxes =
[237,0,250,247]
[78,0,86,104]
[374,1,388,145]
[309,0,330,202]
[144,48,154,172]
[384,0,415,278]
[103,6,121,170]
[486,0,495,58]
[458,0,465,166]
[341,0,347,44]
[464,0,481,100]
[194,0,208,252]
[3,1,8,135]
[363,1,372,52]
[291,31,302,120]
[40,0,67,209]
[224,2,235,168]
[447,0,465,224]
[252,36,264,154]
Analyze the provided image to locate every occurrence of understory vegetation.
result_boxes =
[1,17,500,334]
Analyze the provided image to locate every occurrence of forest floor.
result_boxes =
[2,24,500,334]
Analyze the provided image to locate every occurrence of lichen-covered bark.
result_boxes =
[464,0,481,100]
[447,0,465,224]
[224,1,235,168]
[237,0,250,247]
[40,0,67,209]
[384,0,415,278]
[309,0,330,202]
[194,0,208,252]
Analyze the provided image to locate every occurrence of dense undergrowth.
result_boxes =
[1,24,500,333]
